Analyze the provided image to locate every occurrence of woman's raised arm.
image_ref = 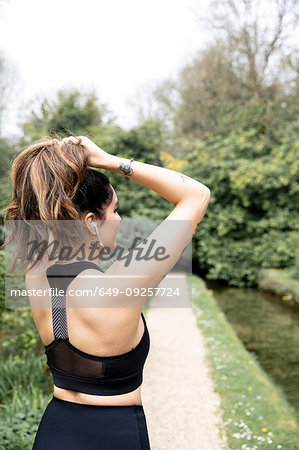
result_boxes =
[101,154,210,212]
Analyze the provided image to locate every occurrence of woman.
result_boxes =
[1,135,210,449]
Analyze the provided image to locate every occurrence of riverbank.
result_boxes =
[257,268,299,306]
[190,274,299,449]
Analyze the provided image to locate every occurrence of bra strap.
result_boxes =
[46,261,104,340]
[52,293,68,339]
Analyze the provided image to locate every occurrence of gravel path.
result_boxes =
[141,280,229,450]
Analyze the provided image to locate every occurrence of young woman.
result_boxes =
[1,135,210,449]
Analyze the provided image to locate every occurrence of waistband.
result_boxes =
[51,396,144,414]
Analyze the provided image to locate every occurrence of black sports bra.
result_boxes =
[44,260,150,396]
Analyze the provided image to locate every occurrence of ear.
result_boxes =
[84,213,96,234]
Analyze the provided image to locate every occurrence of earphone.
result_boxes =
[91,220,104,248]
[91,220,117,265]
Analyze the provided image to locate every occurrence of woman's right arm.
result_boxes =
[101,154,210,237]
[66,135,210,228]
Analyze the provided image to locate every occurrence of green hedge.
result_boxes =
[183,121,299,287]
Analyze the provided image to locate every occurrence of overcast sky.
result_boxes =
[0,0,213,137]
[1,0,297,138]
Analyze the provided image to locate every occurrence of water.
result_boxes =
[205,279,299,415]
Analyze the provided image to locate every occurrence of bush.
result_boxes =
[0,352,50,403]
[182,121,299,287]
[1,307,43,359]
[0,386,51,450]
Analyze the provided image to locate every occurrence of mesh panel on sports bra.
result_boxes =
[45,340,104,378]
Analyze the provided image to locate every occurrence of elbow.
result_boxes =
[187,184,211,204]
[203,186,210,196]
[205,188,211,202]
[201,187,211,203]
[194,187,211,209]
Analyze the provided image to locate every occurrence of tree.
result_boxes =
[182,119,299,286]
[128,78,179,135]
[20,88,117,144]
[0,31,18,222]
[197,0,299,96]
[0,136,16,222]
[153,0,299,142]
[0,51,18,137]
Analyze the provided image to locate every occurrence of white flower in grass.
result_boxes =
[232,432,241,438]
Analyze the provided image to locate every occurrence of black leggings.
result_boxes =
[32,396,151,450]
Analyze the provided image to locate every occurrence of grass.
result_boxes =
[189,273,299,450]
[0,351,52,450]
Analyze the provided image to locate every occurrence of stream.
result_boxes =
[205,279,299,417]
